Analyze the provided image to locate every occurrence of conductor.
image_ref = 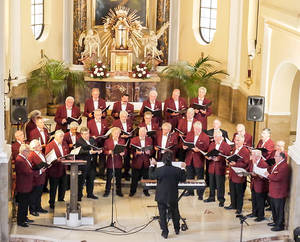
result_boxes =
[149,152,186,239]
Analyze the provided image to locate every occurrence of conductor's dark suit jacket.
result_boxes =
[149,165,186,204]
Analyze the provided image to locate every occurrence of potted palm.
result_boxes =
[28,57,85,115]
[160,56,228,100]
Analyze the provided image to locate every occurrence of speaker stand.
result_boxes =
[252,121,256,147]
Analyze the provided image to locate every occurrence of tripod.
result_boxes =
[97,150,126,232]
[236,214,249,242]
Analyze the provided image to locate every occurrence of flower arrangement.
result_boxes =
[90,60,109,79]
[132,62,150,79]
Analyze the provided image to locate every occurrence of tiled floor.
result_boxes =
[10,116,291,242]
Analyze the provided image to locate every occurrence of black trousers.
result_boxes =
[97,153,106,177]
[49,175,67,207]
[17,192,30,224]
[270,197,286,228]
[186,165,204,197]
[229,180,244,212]
[251,189,267,219]
[105,168,122,193]
[158,201,180,233]
[176,148,187,162]
[78,164,97,199]
[130,167,149,194]
[30,185,43,212]
[205,159,210,186]
[123,153,131,175]
[208,173,225,203]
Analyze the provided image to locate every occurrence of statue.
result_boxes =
[142,22,170,61]
[79,29,101,60]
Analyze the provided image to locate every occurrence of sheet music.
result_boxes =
[253,165,268,178]
[157,161,182,168]
[225,138,235,146]
[45,149,57,165]
[231,167,248,175]
[70,146,81,155]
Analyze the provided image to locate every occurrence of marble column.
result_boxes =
[63,0,73,65]
[156,0,170,65]
[168,0,180,64]
[73,0,87,65]
[0,0,10,241]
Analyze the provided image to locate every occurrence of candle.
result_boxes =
[105,45,108,58]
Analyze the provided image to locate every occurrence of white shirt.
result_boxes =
[140,139,145,148]
[121,103,127,111]
[150,103,155,110]
[113,140,118,146]
[146,123,152,131]
[54,139,64,156]
[194,135,199,145]
[187,119,193,132]
[70,133,76,144]
[66,108,72,118]
[215,141,222,150]
[174,100,179,111]
[198,98,204,105]
[271,159,284,173]
[95,120,102,135]
[38,128,46,144]
[261,137,269,148]
[34,150,46,163]
[234,146,242,155]
[122,122,127,132]
[253,158,261,171]
[93,100,98,110]
[161,134,168,148]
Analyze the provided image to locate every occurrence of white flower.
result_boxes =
[146,74,150,78]
[144,67,147,70]
[90,74,94,78]
[106,73,110,77]
[94,65,97,68]
[95,68,98,72]
[136,65,139,68]
[142,71,146,74]
[138,73,142,77]
[100,68,103,71]
[136,67,140,71]
[132,73,136,77]
[98,60,102,63]
[94,71,97,74]
[100,72,104,76]
[97,73,100,77]
[142,61,146,64]
[103,65,106,68]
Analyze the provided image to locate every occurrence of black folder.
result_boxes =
[166,108,187,115]
[180,136,195,149]
[66,116,81,124]
[192,102,212,111]
[143,106,162,117]
[131,144,153,152]
[114,143,127,155]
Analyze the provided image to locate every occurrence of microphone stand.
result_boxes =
[236,214,249,242]
[97,149,126,232]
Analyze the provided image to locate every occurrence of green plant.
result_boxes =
[160,56,228,98]
[28,57,85,104]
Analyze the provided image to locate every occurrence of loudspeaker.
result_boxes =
[246,96,265,122]
[10,98,28,124]
[294,227,300,242]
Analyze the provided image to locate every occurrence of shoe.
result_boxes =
[271,226,284,231]
[254,217,265,222]
[25,218,34,223]
[204,198,215,203]
[246,213,256,218]
[116,192,123,197]
[224,205,235,210]
[17,222,29,227]
[30,211,39,216]
[198,195,203,200]
[129,192,135,197]
[161,231,168,239]
[37,208,48,214]
[235,210,241,215]
[219,202,224,207]
[175,229,180,235]
[143,190,150,197]
[87,194,98,199]
[103,192,110,197]
[49,205,55,209]
[58,199,65,202]
[125,176,130,181]
[267,222,276,227]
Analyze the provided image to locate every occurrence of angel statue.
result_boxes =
[79,29,101,60]
[142,22,170,61]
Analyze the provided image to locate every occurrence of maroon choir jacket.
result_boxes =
[249,159,269,193]
[111,101,134,119]
[207,141,231,175]
[130,136,153,169]
[229,147,250,184]
[112,119,133,134]
[184,131,210,168]
[45,140,69,178]
[256,139,274,160]
[104,137,127,169]
[27,151,46,186]
[177,118,197,136]
[268,150,288,164]
[139,99,162,124]
[189,97,212,130]
[63,131,81,149]
[54,105,81,132]
[83,97,107,120]
[87,118,109,137]
[138,121,159,131]
[26,119,36,140]
[268,161,290,199]
[15,155,34,193]
[232,132,253,147]
[154,130,178,160]
[163,97,187,128]
[11,141,22,162]
[28,127,49,146]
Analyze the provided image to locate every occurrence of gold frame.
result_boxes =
[90,0,157,31]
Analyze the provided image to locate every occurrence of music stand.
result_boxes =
[97,149,126,232]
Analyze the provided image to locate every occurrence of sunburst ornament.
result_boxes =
[101,6,145,57]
